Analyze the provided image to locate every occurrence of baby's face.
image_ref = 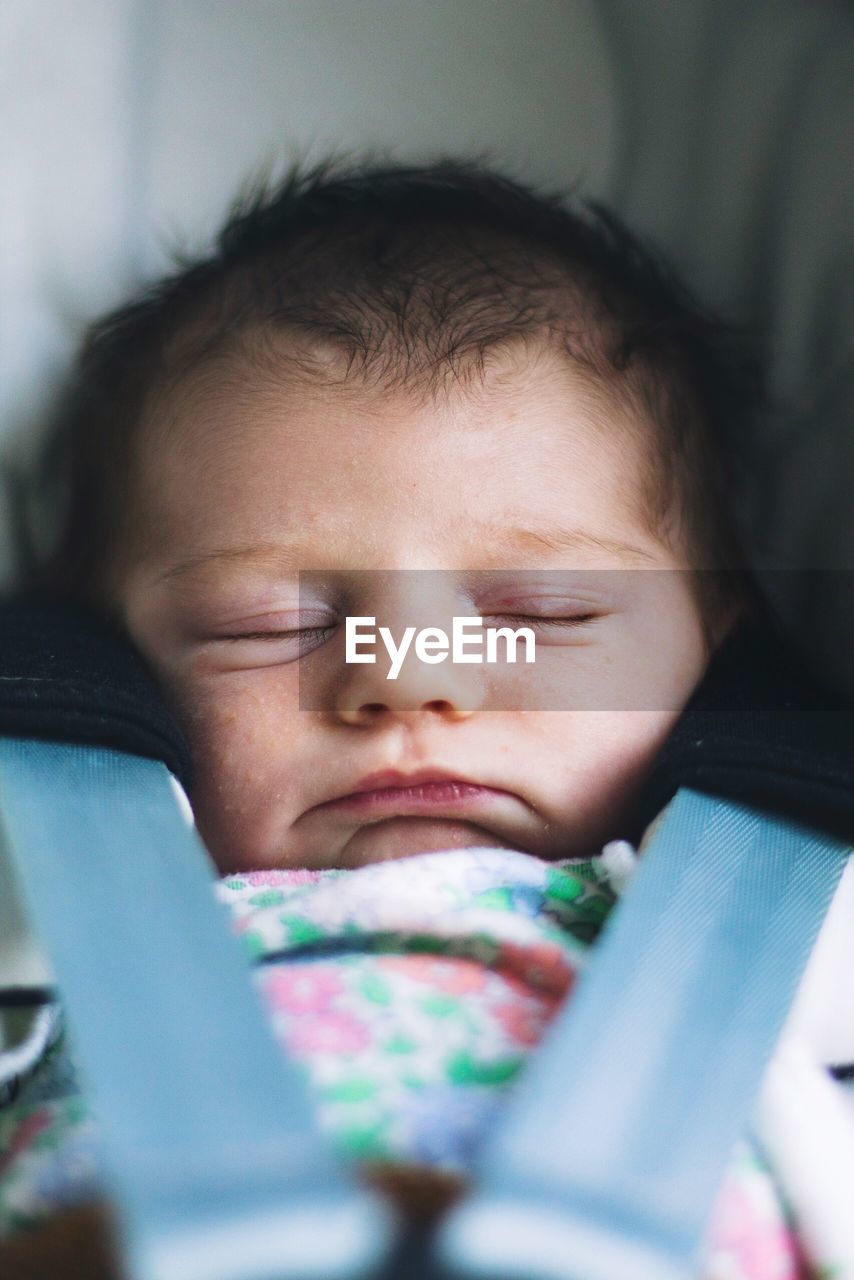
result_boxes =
[118,341,712,871]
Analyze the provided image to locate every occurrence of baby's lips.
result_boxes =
[315,784,511,822]
[311,765,510,808]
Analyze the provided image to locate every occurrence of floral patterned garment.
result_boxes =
[0,844,826,1277]
[217,849,603,1168]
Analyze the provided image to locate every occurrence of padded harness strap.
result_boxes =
[438,788,850,1280]
[0,740,395,1280]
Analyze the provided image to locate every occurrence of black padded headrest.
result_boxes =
[0,594,192,790]
[632,617,854,844]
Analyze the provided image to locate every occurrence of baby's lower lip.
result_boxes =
[320,781,504,816]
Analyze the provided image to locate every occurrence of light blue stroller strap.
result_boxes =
[438,787,850,1280]
[0,741,396,1280]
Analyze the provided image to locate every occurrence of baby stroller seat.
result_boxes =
[0,593,851,1280]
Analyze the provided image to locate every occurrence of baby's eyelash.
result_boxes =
[488,613,599,630]
[222,626,333,642]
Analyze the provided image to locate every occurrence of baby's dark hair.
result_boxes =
[26,158,762,623]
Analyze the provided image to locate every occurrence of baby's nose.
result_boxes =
[335,626,483,726]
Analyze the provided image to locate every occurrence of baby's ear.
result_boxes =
[711,599,745,648]
[703,577,758,654]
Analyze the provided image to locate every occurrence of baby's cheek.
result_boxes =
[537,710,682,849]
[170,676,304,870]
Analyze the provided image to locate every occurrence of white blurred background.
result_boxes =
[1,0,852,684]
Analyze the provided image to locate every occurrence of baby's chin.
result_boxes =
[317,816,524,868]
[207,812,606,873]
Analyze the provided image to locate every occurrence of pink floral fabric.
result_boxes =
[216,848,597,1167]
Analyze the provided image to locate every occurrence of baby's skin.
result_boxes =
[116,336,718,875]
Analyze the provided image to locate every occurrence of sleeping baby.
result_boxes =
[3,161,833,1279]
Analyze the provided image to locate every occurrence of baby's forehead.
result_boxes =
[139,359,642,555]
[126,331,668,585]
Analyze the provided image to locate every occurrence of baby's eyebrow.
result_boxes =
[463,522,658,564]
[155,542,302,583]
